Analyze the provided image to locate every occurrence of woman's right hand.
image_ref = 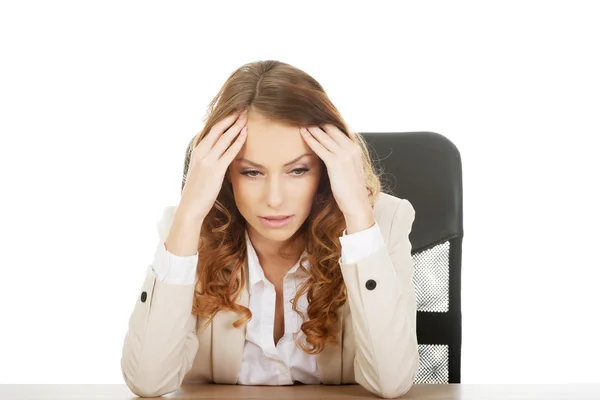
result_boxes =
[178,109,248,223]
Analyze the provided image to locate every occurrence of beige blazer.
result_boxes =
[121,192,418,399]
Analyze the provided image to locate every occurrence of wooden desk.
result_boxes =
[1,384,600,399]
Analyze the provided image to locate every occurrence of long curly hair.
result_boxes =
[182,60,383,354]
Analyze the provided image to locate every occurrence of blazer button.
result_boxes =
[140,291,147,302]
[365,279,377,290]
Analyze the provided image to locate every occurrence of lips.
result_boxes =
[258,215,294,228]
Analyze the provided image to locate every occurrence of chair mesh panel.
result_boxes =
[413,241,450,313]
[412,241,451,383]
[415,344,449,383]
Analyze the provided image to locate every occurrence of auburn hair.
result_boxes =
[183,60,383,354]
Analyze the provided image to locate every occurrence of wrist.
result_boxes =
[344,209,375,234]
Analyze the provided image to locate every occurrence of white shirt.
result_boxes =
[151,221,386,385]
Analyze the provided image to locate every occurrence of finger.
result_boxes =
[219,126,247,166]
[198,109,246,160]
[300,127,332,164]
[210,118,247,161]
[201,110,247,152]
[304,126,342,154]
[213,109,246,136]
[322,124,355,152]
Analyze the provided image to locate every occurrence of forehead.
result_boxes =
[238,112,315,166]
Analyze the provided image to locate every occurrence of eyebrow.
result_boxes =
[235,153,314,168]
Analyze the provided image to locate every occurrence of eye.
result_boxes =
[240,168,310,179]
[290,167,310,176]
[241,170,260,178]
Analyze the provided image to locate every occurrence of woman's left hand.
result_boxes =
[300,124,374,232]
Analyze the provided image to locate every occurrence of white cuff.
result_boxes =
[151,240,198,285]
[339,221,385,264]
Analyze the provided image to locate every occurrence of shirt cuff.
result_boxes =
[339,221,386,264]
[150,240,198,285]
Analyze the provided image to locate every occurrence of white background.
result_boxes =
[1,0,598,385]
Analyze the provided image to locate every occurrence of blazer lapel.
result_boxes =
[211,264,249,384]
[316,299,345,384]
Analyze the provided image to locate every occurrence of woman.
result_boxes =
[120,60,418,399]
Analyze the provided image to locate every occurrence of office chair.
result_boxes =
[181,130,463,384]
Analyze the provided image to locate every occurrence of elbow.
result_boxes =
[360,379,414,399]
[121,358,180,398]
[371,371,417,399]
[122,369,179,398]
[358,348,419,399]
[122,374,160,398]
[377,379,415,399]
[378,354,419,399]
[119,329,198,398]
[124,383,167,398]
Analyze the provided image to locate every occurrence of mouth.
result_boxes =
[258,215,294,228]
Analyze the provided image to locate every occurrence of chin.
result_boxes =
[255,225,298,242]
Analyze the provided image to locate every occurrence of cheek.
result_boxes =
[230,179,257,206]
[293,175,321,204]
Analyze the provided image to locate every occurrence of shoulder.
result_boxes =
[373,192,416,243]
[373,192,415,221]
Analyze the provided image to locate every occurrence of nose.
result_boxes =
[265,176,284,209]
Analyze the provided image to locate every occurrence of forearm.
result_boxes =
[340,200,418,398]
[341,246,418,398]
[165,210,203,256]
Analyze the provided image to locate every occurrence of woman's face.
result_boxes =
[227,111,323,247]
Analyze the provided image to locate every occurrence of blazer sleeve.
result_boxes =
[339,198,419,399]
[120,206,200,398]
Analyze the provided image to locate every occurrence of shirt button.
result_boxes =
[365,279,377,290]
[140,291,147,302]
